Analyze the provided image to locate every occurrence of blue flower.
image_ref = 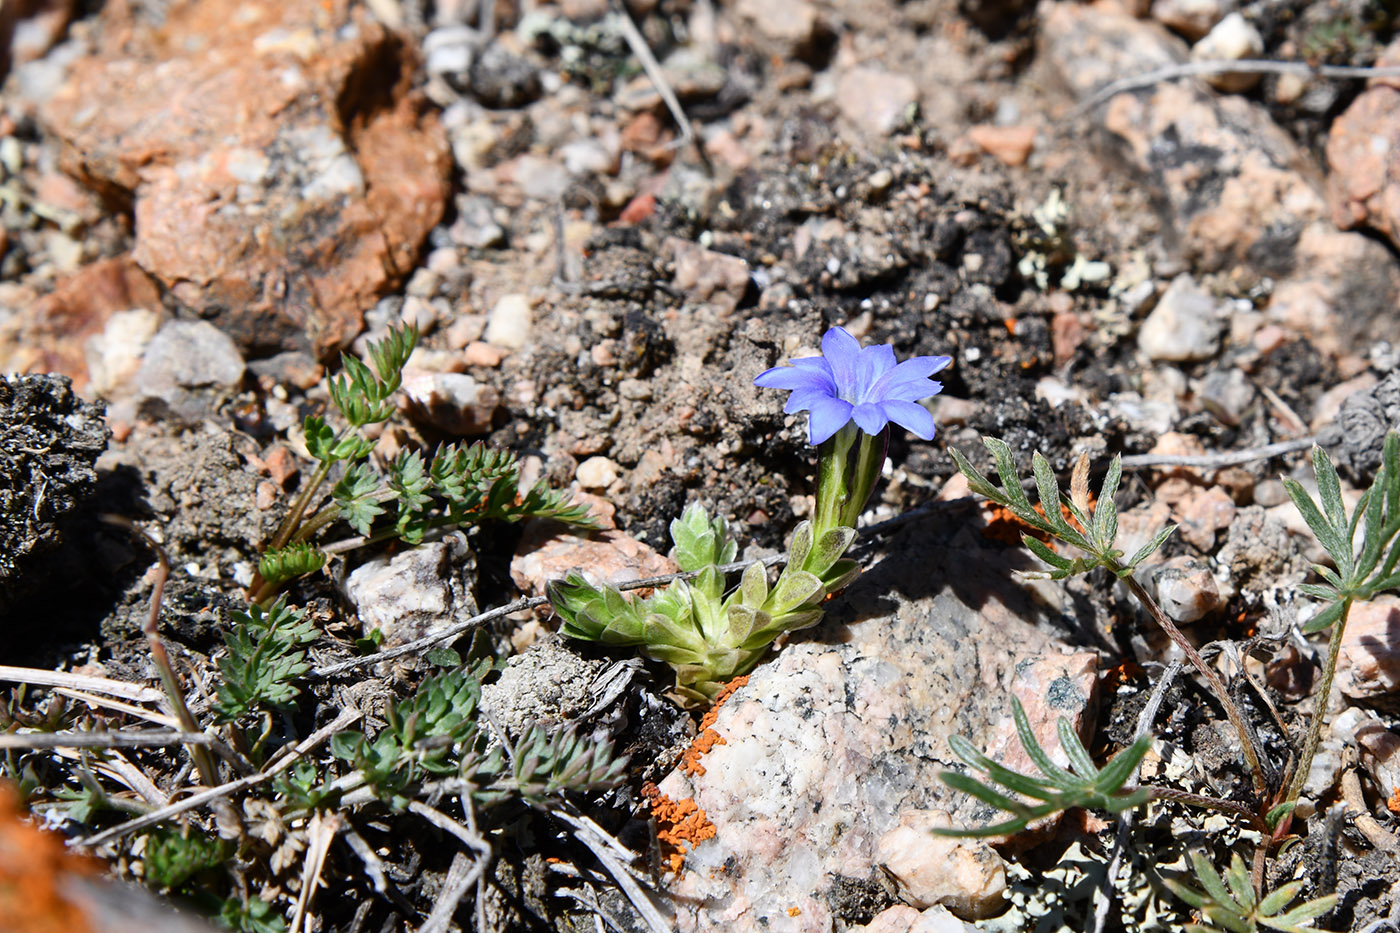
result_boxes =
[754,326,952,445]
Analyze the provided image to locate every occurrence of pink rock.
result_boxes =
[876,810,1006,918]
[38,0,450,360]
[463,341,509,367]
[836,66,917,137]
[1174,485,1236,551]
[1339,596,1400,698]
[511,524,675,597]
[966,125,1036,167]
[668,238,750,315]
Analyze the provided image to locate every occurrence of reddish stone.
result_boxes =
[39,0,450,361]
[0,258,160,389]
[618,193,657,224]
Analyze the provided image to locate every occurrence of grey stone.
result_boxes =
[135,320,246,421]
[657,526,1101,932]
[1149,556,1223,623]
[343,534,478,649]
[0,374,108,611]
[1137,276,1224,362]
[400,370,500,436]
[1192,367,1255,427]
[1328,371,1400,484]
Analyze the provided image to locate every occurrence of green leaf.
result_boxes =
[1093,456,1123,547]
[1012,698,1079,788]
[1127,524,1176,569]
[740,561,769,607]
[1031,452,1066,534]
[333,463,385,535]
[1092,735,1151,793]
[1301,599,1347,635]
[1265,800,1296,830]
[1313,446,1347,543]
[1023,534,1074,571]
[1056,717,1098,781]
[949,445,1006,505]
[258,543,328,586]
[1283,478,1350,579]
[304,416,336,462]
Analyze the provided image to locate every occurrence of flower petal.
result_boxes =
[868,355,952,400]
[820,327,861,398]
[855,343,897,400]
[851,402,888,435]
[754,365,835,392]
[807,396,853,445]
[784,386,832,414]
[880,400,937,440]
[882,378,943,403]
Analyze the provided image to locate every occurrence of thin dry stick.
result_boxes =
[1340,748,1400,855]
[1069,59,1400,120]
[51,688,182,729]
[1091,660,1183,933]
[290,810,342,933]
[610,0,713,176]
[100,515,220,789]
[420,851,490,933]
[98,750,170,809]
[412,799,492,933]
[0,730,215,750]
[554,808,675,933]
[0,666,166,704]
[72,706,361,849]
[343,825,389,893]
[1119,437,1317,470]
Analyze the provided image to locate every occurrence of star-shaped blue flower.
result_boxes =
[754,326,952,445]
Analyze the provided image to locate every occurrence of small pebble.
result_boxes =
[485,294,533,350]
[576,456,620,490]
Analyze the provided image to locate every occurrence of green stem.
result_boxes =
[270,458,333,552]
[841,429,887,529]
[1283,599,1351,807]
[1118,569,1269,799]
[814,424,858,537]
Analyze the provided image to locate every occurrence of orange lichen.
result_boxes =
[980,496,1095,547]
[1388,786,1400,815]
[683,675,749,777]
[642,783,717,873]
[0,783,97,933]
[787,907,802,917]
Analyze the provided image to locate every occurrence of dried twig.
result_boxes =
[413,799,492,933]
[0,665,165,704]
[0,730,216,750]
[554,808,675,933]
[1091,660,1182,933]
[1069,59,1400,121]
[609,0,713,175]
[1119,437,1317,470]
[1341,747,1400,855]
[72,706,361,849]
[51,688,182,729]
[291,810,342,933]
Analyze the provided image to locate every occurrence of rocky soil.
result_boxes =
[5,0,1400,931]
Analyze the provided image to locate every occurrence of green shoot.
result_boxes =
[1166,851,1335,933]
[213,595,317,724]
[951,437,1267,797]
[935,696,1151,837]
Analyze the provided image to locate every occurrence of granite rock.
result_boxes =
[835,66,917,138]
[1137,275,1225,362]
[134,320,247,422]
[656,526,1100,932]
[343,533,478,650]
[1327,40,1400,252]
